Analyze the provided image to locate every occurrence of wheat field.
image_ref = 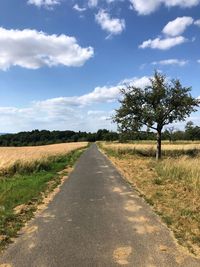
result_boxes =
[0,142,88,175]
[103,142,200,151]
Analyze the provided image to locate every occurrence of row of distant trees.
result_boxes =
[0,129,119,146]
[119,121,200,142]
[0,122,199,147]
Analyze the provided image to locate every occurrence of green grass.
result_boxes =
[0,154,74,177]
[0,148,85,250]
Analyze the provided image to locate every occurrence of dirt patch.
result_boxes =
[35,167,73,216]
[133,224,158,235]
[127,216,149,223]
[113,187,122,193]
[113,246,132,265]
[25,225,38,235]
[124,200,141,212]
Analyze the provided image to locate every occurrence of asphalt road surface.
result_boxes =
[0,144,200,267]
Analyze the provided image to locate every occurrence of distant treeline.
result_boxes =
[0,129,119,146]
[120,121,200,142]
[0,121,199,146]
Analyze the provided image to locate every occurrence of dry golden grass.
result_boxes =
[100,142,200,256]
[0,142,88,175]
[157,156,200,192]
[104,142,200,151]
[101,141,200,158]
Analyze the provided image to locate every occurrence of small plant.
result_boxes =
[154,191,163,197]
[162,215,173,226]
[145,197,154,206]
[180,209,195,218]
[192,236,200,245]
[153,178,163,185]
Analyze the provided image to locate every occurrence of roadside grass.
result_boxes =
[99,142,200,256]
[0,148,86,250]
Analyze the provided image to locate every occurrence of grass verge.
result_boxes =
[99,143,200,256]
[0,148,86,251]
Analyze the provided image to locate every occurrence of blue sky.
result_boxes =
[0,0,200,132]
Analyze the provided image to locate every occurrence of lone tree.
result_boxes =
[113,72,199,160]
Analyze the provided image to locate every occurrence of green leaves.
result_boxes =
[114,72,199,133]
[113,71,199,159]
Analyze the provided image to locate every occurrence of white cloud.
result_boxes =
[0,27,94,70]
[37,76,151,108]
[88,0,98,8]
[194,19,200,27]
[197,59,200,63]
[129,0,160,15]
[73,4,87,12]
[129,0,200,15]
[152,59,188,66]
[95,10,125,36]
[139,36,187,50]
[0,76,150,132]
[119,76,151,88]
[163,0,200,8]
[27,0,61,8]
[162,17,194,36]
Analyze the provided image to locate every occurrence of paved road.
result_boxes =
[0,144,200,267]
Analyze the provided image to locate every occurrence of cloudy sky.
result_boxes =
[0,0,200,133]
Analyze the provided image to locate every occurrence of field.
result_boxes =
[104,142,200,157]
[0,142,88,249]
[99,141,200,256]
[0,142,88,176]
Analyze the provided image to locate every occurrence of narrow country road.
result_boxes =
[0,144,199,267]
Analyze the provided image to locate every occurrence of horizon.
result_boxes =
[0,0,200,133]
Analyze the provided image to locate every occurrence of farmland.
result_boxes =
[99,141,200,256]
[0,142,88,249]
[0,142,88,176]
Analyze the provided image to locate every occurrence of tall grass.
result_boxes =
[156,156,200,193]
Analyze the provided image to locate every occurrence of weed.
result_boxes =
[162,215,173,226]
[154,191,163,198]
[153,178,163,185]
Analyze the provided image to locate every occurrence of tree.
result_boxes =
[165,126,176,143]
[185,121,200,140]
[113,72,199,160]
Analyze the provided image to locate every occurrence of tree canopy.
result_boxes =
[113,72,199,159]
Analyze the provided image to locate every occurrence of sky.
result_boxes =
[0,0,200,133]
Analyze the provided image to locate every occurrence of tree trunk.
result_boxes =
[156,130,162,160]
